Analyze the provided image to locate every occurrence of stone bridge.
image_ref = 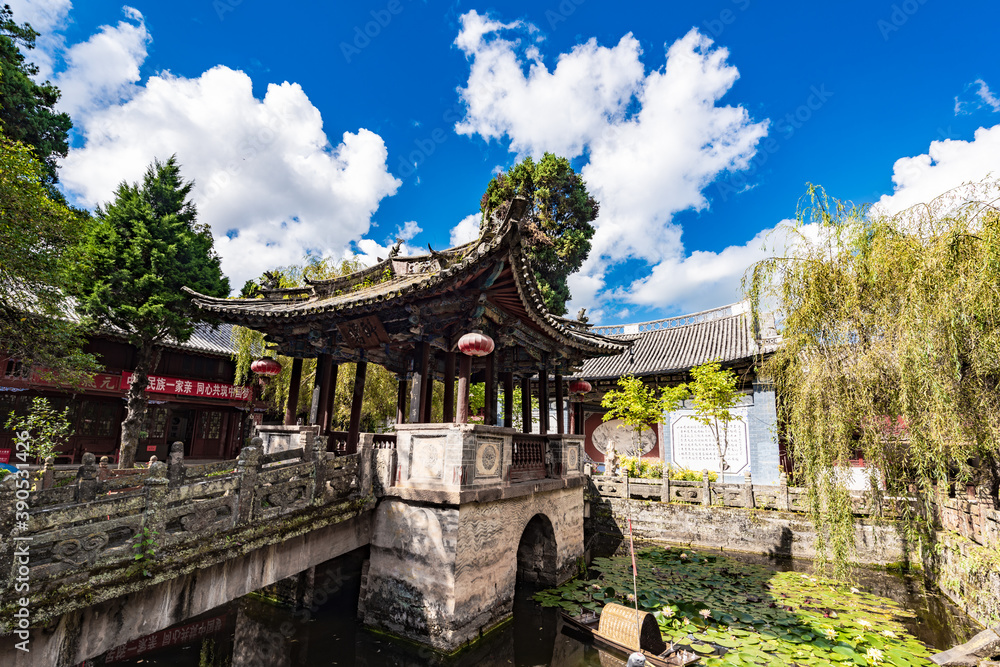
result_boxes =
[0,423,586,666]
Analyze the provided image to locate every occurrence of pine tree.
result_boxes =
[70,157,230,468]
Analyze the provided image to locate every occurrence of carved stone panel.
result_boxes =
[409,435,446,481]
[474,436,503,479]
[565,444,580,472]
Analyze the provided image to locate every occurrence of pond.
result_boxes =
[93,544,977,667]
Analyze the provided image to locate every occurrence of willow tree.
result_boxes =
[745,181,1000,578]
[480,153,598,316]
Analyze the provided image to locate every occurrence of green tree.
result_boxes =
[480,153,598,316]
[0,131,96,383]
[672,361,743,473]
[601,375,684,458]
[0,5,72,189]
[745,181,1000,578]
[69,157,230,468]
[4,396,73,462]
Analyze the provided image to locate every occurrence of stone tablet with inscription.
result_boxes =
[669,407,749,474]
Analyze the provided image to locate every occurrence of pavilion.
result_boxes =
[184,199,631,452]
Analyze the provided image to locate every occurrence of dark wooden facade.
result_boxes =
[0,329,250,464]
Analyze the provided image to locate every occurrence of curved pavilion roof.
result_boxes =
[184,207,630,378]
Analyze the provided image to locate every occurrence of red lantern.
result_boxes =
[457,332,495,357]
[568,379,592,395]
[251,357,282,376]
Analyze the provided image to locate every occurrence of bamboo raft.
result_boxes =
[561,603,700,666]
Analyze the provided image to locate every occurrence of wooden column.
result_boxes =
[443,351,456,423]
[324,364,339,431]
[347,359,367,454]
[409,343,429,423]
[422,356,434,423]
[396,375,408,426]
[457,354,472,423]
[484,352,496,426]
[538,362,550,434]
[555,373,565,434]
[315,353,333,430]
[575,402,585,435]
[520,375,532,434]
[568,397,575,436]
[502,372,514,428]
[284,357,303,425]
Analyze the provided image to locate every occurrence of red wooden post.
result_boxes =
[457,355,472,423]
[347,360,367,454]
[443,351,456,423]
[284,357,303,425]
[396,375,408,426]
[503,372,514,428]
[409,343,429,423]
[538,362,549,435]
[422,354,434,423]
[521,375,532,434]
[555,373,565,434]
[484,352,496,426]
[315,353,333,430]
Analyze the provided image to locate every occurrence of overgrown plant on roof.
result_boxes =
[745,180,1000,579]
[480,153,598,316]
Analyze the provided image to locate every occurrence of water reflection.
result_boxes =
[95,545,976,667]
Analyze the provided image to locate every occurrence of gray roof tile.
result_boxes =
[576,303,775,379]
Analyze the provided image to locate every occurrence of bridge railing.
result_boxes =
[0,438,364,612]
[589,472,1000,547]
[510,434,547,483]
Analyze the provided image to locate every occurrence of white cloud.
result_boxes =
[61,64,400,290]
[52,6,150,119]
[454,14,768,316]
[955,79,1000,115]
[5,0,72,80]
[449,213,481,246]
[874,124,1000,216]
[455,11,644,159]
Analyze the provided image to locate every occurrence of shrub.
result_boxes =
[617,456,718,482]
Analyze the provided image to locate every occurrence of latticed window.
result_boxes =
[79,401,117,437]
[199,411,222,439]
[142,407,167,439]
[3,359,30,380]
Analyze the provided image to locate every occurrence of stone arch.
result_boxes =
[516,513,559,586]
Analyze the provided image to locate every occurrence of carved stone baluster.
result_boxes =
[743,469,754,509]
[167,441,185,488]
[140,462,169,559]
[41,457,55,489]
[778,472,790,511]
[74,453,99,503]
[97,456,111,483]
[702,469,711,507]
[236,437,263,524]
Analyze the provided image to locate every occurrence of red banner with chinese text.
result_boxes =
[120,372,251,401]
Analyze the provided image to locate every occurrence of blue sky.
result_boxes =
[11,0,1000,323]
